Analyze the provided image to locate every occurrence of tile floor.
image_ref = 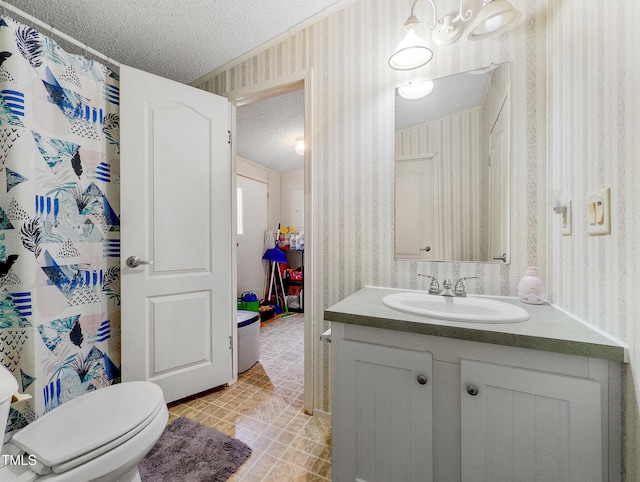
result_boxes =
[167,313,332,481]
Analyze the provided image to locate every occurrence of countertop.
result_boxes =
[324,286,628,362]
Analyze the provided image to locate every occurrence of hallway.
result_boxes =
[168,314,332,481]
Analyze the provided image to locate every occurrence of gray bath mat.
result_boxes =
[139,416,252,481]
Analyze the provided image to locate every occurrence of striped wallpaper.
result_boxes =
[395,122,435,161]
[547,1,640,479]
[194,0,639,477]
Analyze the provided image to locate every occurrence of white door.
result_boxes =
[461,359,602,482]
[236,175,268,296]
[120,66,234,403]
[333,339,433,482]
[395,157,441,260]
[488,97,509,263]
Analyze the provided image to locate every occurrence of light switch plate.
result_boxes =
[587,187,611,235]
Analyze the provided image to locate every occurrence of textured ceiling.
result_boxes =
[237,89,305,173]
[4,0,333,172]
[5,0,344,84]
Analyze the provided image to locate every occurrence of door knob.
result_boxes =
[126,256,154,268]
[417,374,428,385]
[492,253,507,262]
[420,246,431,252]
[466,384,479,396]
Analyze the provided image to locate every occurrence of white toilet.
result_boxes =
[0,364,168,481]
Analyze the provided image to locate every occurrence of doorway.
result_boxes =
[232,73,314,415]
[235,87,305,305]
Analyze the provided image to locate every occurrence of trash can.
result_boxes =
[237,310,260,373]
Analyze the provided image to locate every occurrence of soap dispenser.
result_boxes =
[517,267,546,305]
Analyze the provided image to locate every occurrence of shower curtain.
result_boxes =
[0,16,120,433]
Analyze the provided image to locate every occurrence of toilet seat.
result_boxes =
[10,381,165,476]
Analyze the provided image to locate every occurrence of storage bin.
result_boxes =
[237,300,260,311]
[237,291,260,312]
[259,303,275,322]
[287,285,302,296]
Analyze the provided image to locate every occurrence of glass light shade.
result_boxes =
[484,14,504,32]
[398,80,435,100]
[294,137,305,155]
[467,0,521,41]
[388,28,433,71]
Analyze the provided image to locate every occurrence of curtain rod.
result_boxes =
[0,0,121,69]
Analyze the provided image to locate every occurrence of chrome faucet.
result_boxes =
[419,274,479,297]
[453,276,478,297]
[440,278,455,297]
[418,274,440,295]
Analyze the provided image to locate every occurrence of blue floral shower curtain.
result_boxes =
[0,16,120,433]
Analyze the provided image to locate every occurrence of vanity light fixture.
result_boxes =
[398,80,435,100]
[432,13,465,46]
[389,0,472,70]
[429,0,473,46]
[390,0,523,70]
[388,3,433,71]
[294,136,305,155]
[467,0,522,41]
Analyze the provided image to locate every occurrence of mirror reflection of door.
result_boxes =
[395,157,441,260]
[394,62,511,263]
[488,96,509,263]
[237,175,268,295]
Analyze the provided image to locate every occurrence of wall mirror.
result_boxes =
[394,62,511,263]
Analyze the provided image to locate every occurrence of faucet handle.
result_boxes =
[454,276,478,297]
[418,274,440,294]
[458,276,478,283]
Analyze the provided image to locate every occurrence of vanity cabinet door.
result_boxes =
[333,340,433,482]
[460,359,603,482]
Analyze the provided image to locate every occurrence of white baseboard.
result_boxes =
[311,409,331,422]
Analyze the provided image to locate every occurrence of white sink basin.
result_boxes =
[382,292,530,323]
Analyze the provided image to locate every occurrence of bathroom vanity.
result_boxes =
[326,287,625,482]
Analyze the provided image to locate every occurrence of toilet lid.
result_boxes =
[238,310,260,327]
[11,381,165,468]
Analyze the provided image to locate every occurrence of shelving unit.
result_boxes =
[284,249,304,312]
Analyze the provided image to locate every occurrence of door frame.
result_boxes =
[487,95,510,264]
[227,69,316,415]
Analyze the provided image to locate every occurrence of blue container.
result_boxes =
[241,291,258,302]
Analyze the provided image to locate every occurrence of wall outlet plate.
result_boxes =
[562,200,572,236]
[587,187,611,235]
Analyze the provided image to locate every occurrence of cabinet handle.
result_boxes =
[417,375,428,385]
[466,384,479,396]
